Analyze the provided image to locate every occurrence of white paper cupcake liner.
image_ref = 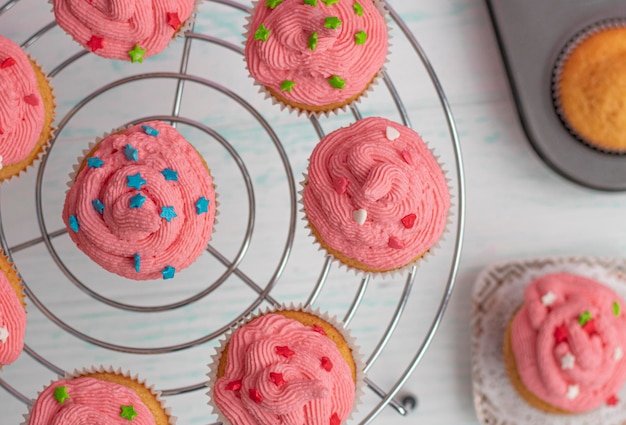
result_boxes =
[242,0,393,118]
[22,365,176,425]
[207,302,365,425]
[552,18,626,155]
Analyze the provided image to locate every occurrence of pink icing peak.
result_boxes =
[0,269,25,367]
[511,272,626,412]
[213,313,355,424]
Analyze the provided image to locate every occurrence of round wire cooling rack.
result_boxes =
[0,0,465,423]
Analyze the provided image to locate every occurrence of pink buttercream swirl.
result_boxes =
[0,270,25,367]
[52,0,195,60]
[28,377,156,425]
[213,314,355,425]
[245,0,388,107]
[0,35,45,166]
[511,273,626,412]
[62,121,215,280]
[303,117,449,271]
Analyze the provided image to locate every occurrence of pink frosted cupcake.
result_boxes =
[52,0,198,62]
[0,252,26,368]
[302,117,450,274]
[504,273,626,413]
[62,121,216,280]
[244,0,389,115]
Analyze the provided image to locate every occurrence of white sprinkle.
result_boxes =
[352,209,367,225]
[386,126,400,141]
[0,155,4,170]
[615,347,623,361]
[560,352,575,370]
[0,326,8,344]
[541,291,557,306]
[566,385,579,400]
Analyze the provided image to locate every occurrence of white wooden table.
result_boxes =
[2,1,625,424]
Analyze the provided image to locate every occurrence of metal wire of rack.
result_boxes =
[0,0,465,423]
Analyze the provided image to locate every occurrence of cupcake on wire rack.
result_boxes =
[244,0,390,115]
[0,250,26,368]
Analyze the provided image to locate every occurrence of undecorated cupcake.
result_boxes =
[302,116,450,274]
[52,0,200,62]
[62,120,216,280]
[553,19,626,153]
[25,366,174,424]
[244,0,389,115]
[208,306,363,425]
[0,35,55,181]
[504,272,626,413]
[0,251,26,368]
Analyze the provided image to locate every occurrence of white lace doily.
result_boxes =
[471,256,626,425]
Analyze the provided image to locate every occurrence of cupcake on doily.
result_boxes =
[51,0,200,62]
[244,0,389,115]
[301,116,450,275]
[62,120,216,280]
[504,272,626,413]
[208,306,364,425]
[0,251,26,368]
[553,19,626,153]
[0,35,55,181]
[25,366,174,425]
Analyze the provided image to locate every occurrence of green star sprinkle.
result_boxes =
[355,30,367,45]
[304,0,317,5]
[308,32,318,51]
[578,310,592,326]
[54,386,70,404]
[254,24,271,41]
[353,1,363,16]
[281,80,295,92]
[266,0,283,8]
[128,44,146,63]
[321,0,339,4]
[614,301,621,317]
[120,405,138,421]
[328,75,345,89]
[324,16,342,29]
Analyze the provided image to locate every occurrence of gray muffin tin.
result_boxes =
[486,0,626,191]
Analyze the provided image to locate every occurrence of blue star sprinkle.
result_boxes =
[69,215,79,232]
[161,168,179,181]
[134,253,141,273]
[141,125,159,137]
[129,193,146,209]
[159,206,177,222]
[123,144,138,161]
[195,196,210,215]
[87,157,104,168]
[126,173,146,190]
[162,265,175,279]
[92,199,104,215]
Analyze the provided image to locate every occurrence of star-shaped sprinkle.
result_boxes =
[304,0,317,5]
[321,356,333,371]
[554,324,568,344]
[254,24,271,41]
[352,208,367,225]
[328,75,345,89]
[54,386,70,404]
[355,30,367,45]
[353,1,363,16]
[281,80,295,92]
[308,32,318,51]
[162,265,175,279]
[126,173,147,190]
[614,301,621,316]
[566,385,579,400]
[579,310,592,326]
[128,44,146,63]
[560,352,575,370]
[69,215,79,232]
[86,35,104,52]
[312,324,326,335]
[582,319,596,336]
[276,345,295,358]
[607,395,620,406]
[249,388,263,403]
[123,144,138,161]
[166,12,182,30]
[141,125,159,136]
[541,291,557,306]
[615,346,623,361]
[386,126,400,141]
[266,0,282,8]
[333,176,349,194]
[92,199,104,215]
[226,380,242,391]
[160,206,177,222]
[161,168,179,181]
[324,16,342,29]
[0,326,8,343]
[24,94,39,106]
[330,413,341,425]
[269,372,286,386]
[129,193,146,209]
[120,405,138,421]
[401,213,416,229]
[87,157,104,168]
[0,127,4,135]
[195,197,210,215]
[134,253,141,272]
[321,0,338,4]
[388,236,405,249]
[0,57,16,69]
